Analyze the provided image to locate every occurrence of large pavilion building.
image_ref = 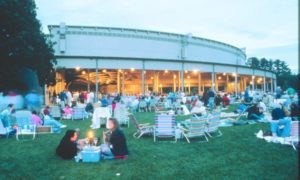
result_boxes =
[47,23,276,98]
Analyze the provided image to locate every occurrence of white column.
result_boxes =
[142,61,145,96]
[263,73,266,93]
[117,70,120,93]
[181,63,184,92]
[198,72,201,95]
[211,65,215,91]
[234,74,238,96]
[95,59,99,102]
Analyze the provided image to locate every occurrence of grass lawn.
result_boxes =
[0,109,298,179]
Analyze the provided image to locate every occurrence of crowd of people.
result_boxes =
[1,85,298,161]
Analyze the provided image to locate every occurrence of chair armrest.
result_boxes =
[139,123,150,127]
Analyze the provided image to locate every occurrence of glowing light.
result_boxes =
[159,84,162,87]
[81,71,86,75]
[144,71,146,74]
[193,70,198,74]
[75,67,80,71]
[88,131,94,139]
[218,76,222,80]
[102,69,107,73]
[187,76,190,79]
[173,75,177,79]
[185,70,188,73]
[252,75,255,79]
[223,73,226,76]
[164,69,169,73]
[130,68,135,72]
[118,69,122,72]
[232,73,236,77]
[151,76,154,80]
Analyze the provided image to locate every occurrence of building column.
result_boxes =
[173,74,177,92]
[215,73,218,92]
[95,59,99,102]
[142,61,145,96]
[181,63,184,92]
[198,72,201,95]
[234,74,238,96]
[271,78,273,93]
[263,73,266,93]
[211,65,215,91]
[117,70,120,93]
[87,69,90,92]
[226,74,229,92]
[274,77,277,91]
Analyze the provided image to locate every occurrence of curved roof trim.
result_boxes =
[48,24,246,56]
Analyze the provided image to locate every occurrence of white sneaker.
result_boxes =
[60,125,67,128]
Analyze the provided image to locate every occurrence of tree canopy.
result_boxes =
[0,0,56,92]
[247,57,298,90]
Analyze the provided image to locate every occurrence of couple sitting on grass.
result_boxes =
[56,117,128,160]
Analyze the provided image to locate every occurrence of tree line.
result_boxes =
[247,57,299,90]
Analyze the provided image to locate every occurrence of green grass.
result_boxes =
[0,110,298,180]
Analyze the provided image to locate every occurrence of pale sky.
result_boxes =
[35,0,298,73]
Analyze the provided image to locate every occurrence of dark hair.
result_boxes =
[8,104,14,108]
[32,110,37,115]
[63,130,76,141]
[109,118,119,130]
[271,108,286,120]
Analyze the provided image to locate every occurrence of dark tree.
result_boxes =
[247,57,297,90]
[0,0,56,92]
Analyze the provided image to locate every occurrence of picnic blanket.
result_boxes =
[255,130,292,145]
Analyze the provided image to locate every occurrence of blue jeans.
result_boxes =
[44,119,63,133]
[271,118,291,137]
[100,144,114,160]
[208,97,214,110]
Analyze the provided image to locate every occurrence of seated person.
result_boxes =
[180,102,190,115]
[190,100,207,116]
[215,94,222,107]
[269,108,291,137]
[138,98,148,112]
[247,103,264,121]
[63,105,73,119]
[0,104,15,127]
[56,130,79,160]
[290,102,299,120]
[32,107,67,133]
[31,110,43,126]
[222,94,230,107]
[100,118,128,159]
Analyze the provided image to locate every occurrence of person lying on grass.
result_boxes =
[100,118,128,160]
[269,108,291,138]
[56,130,79,160]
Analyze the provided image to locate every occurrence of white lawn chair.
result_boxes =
[0,118,15,138]
[14,110,36,140]
[49,105,62,119]
[72,107,86,120]
[287,121,299,150]
[154,114,176,142]
[91,107,111,129]
[206,112,222,137]
[179,116,209,143]
[128,113,153,138]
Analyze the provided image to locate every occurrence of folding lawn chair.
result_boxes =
[14,110,36,140]
[128,113,153,138]
[287,121,299,150]
[49,105,62,120]
[72,107,86,120]
[206,112,222,137]
[154,114,176,142]
[179,116,209,143]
